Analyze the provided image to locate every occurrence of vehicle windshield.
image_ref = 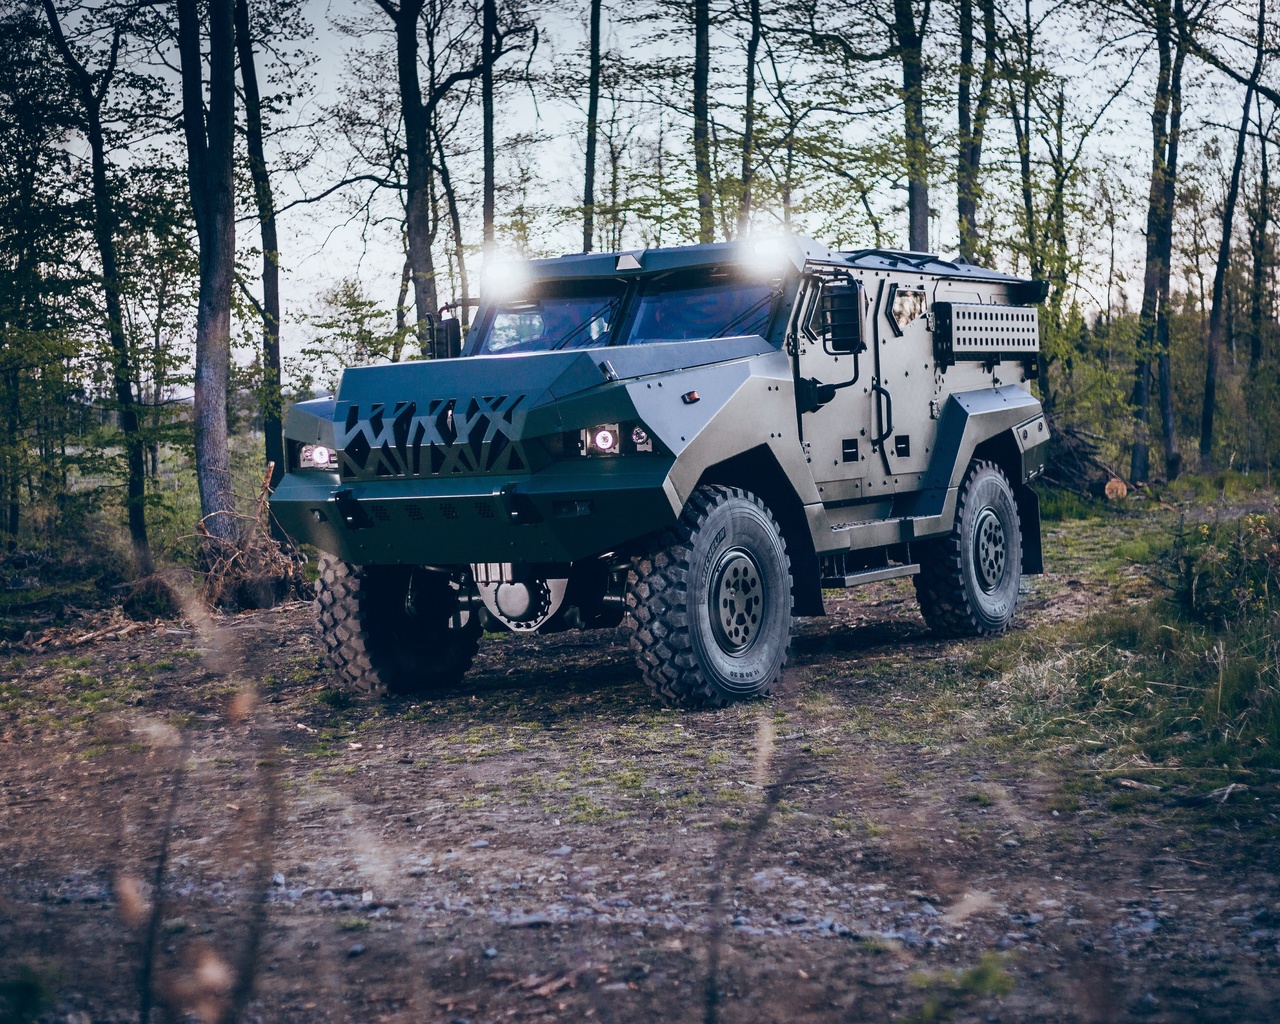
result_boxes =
[472,281,623,354]
[626,272,775,345]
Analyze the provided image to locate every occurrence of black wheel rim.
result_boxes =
[974,507,1007,593]
[709,547,764,655]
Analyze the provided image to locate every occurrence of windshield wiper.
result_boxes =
[711,293,774,339]
[550,299,618,351]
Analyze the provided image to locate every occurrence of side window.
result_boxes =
[800,276,865,354]
[803,281,828,344]
[887,283,927,336]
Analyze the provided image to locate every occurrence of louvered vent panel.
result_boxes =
[933,302,1040,367]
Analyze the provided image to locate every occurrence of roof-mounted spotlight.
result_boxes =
[481,258,531,300]
[743,235,794,276]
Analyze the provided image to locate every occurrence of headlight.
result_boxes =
[299,443,338,471]
[578,422,655,456]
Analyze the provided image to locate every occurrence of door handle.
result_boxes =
[872,381,893,447]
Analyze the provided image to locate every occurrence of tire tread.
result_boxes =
[624,485,791,708]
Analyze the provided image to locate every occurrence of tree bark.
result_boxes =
[433,119,471,328]
[233,0,284,495]
[384,0,440,358]
[1156,28,1186,481]
[693,0,714,243]
[956,0,995,261]
[583,0,601,252]
[893,0,930,251]
[394,247,412,362]
[736,0,761,236]
[482,0,496,251]
[43,3,154,575]
[1130,0,1175,485]
[176,0,237,541]
[375,0,525,355]
[1249,91,1269,371]
[1200,0,1265,471]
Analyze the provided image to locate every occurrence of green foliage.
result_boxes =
[908,953,1015,1022]
[290,278,415,395]
[1169,512,1280,623]
[985,512,1280,776]
[1035,485,1099,522]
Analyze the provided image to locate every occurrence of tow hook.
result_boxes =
[333,489,373,530]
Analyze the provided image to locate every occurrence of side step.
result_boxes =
[821,563,920,589]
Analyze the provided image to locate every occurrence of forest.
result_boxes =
[5,4,1280,1022]
[0,0,1275,585]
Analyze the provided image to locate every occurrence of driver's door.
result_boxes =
[793,275,875,506]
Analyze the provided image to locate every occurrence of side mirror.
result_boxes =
[439,317,462,359]
[821,282,865,354]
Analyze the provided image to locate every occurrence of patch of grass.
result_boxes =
[336,917,369,932]
[908,953,1015,1022]
[978,595,1280,785]
[1112,539,1153,564]
[567,793,609,821]
[1036,486,1100,522]
[1047,789,1082,814]
[316,688,354,710]
[1157,470,1265,505]
[609,769,645,791]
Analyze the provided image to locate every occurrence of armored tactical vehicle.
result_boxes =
[272,236,1049,707]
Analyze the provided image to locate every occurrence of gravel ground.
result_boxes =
[1,515,1278,1023]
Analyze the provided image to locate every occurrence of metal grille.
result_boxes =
[933,302,1039,367]
[334,396,531,480]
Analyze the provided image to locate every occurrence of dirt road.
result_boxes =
[2,518,1278,1023]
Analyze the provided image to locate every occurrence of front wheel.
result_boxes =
[314,554,480,697]
[625,485,793,708]
[914,460,1022,637]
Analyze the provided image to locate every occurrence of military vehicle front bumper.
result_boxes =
[271,457,679,566]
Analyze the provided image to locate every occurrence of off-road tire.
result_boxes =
[315,554,480,697]
[624,485,792,708]
[914,460,1022,637]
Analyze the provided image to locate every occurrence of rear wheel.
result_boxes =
[914,460,1022,637]
[315,554,480,696]
[625,485,792,708]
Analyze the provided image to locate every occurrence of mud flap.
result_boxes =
[1014,483,1043,574]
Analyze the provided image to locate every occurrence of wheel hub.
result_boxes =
[710,548,764,655]
[974,508,1006,592]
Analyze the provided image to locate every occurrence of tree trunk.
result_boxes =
[433,119,470,328]
[893,0,929,251]
[956,0,995,261]
[233,0,284,494]
[5,369,19,539]
[176,0,237,541]
[1200,0,1265,471]
[957,0,974,254]
[1249,91,1269,372]
[1130,0,1175,486]
[736,0,761,236]
[583,0,601,252]
[43,5,154,575]
[693,0,714,243]
[1008,0,1039,279]
[394,251,412,362]
[1157,40,1186,481]
[482,0,496,251]
[388,0,440,358]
